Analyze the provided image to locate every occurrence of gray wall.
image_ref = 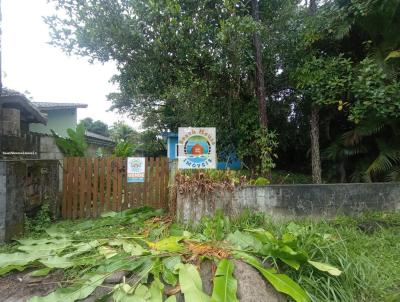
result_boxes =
[0,133,41,159]
[0,162,7,242]
[176,183,400,223]
[0,160,60,242]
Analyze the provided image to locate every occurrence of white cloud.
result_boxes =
[2,0,139,129]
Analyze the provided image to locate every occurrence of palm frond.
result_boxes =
[385,166,400,182]
[365,139,400,178]
[343,120,386,146]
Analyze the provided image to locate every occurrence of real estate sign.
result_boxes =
[178,127,216,169]
[127,157,146,182]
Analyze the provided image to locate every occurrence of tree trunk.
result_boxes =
[309,0,321,184]
[339,161,346,183]
[310,105,322,183]
[251,0,268,129]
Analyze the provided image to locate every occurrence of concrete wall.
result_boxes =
[0,162,7,242]
[30,108,77,137]
[0,160,60,242]
[1,108,21,136]
[39,136,64,160]
[0,133,41,159]
[176,183,400,223]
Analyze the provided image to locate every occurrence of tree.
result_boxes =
[45,1,271,164]
[308,0,322,184]
[79,118,109,137]
[113,141,135,157]
[136,130,166,157]
[109,121,139,143]
[45,0,400,182]
[251,0,268,129]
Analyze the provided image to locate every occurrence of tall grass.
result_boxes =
[194,211,400,302]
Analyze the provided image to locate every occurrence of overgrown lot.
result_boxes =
[0,209,399,302]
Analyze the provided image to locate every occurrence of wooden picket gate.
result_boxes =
[62,157,169,219]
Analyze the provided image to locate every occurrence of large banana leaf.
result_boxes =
[28,273,106,302]
[235,251,310,302]
[0,252,40,276]
[226,230,263,251]
[177,263,211,302]
[211,259,239,302]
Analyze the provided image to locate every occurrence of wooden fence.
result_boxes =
[62,157,169,219]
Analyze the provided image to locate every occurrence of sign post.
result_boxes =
[127,157,146,182]
[178,127,216,169]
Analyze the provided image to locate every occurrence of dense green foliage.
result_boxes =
[79,117,110,137]
[113,140,135,157]
[45,0,400,181]
[110,121,166,157]
[1,210,399,301]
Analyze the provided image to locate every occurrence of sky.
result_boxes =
[2,0,137,128]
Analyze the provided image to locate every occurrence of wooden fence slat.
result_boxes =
[72,157,79,219]
[150,157,154,206]
[106,157,112,211]
[67,158,72,219]
[79,158,86,218]
[156,157,163,209]
[65,158,72,219]
[99,158,105,213]
[65,158,71,218]
[62,158,68,218]
[86,158,92,218]
[143,158,149,205]
[112,158,118,211]
[161,157,168,209]
[122,158,127,210]
[93,158,99,217]
[117,157,123,211]
[69,158,74,219]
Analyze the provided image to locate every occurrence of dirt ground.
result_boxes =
[0,270,63,302]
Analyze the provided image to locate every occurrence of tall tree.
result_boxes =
[251,0,268,129]
[308,0,322,183]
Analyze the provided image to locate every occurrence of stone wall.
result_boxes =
[176,183,400,223]
[0,160,60,242]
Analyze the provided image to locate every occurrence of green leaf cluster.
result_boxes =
[51,124,88,157]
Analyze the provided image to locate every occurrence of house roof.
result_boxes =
[0,89,47,124]
[32,102,88,111]
[85,131,116,147]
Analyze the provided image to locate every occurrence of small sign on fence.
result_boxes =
[127,157,146,182]
[178,127,216,169]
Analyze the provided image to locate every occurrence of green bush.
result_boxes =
[254,177,270,185]
[24,203,52,235]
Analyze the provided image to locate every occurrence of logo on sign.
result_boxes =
[129,158,143,172]
[178,128,216,169]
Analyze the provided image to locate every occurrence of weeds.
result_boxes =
[1,210,399,302]
[24,202,52,235]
